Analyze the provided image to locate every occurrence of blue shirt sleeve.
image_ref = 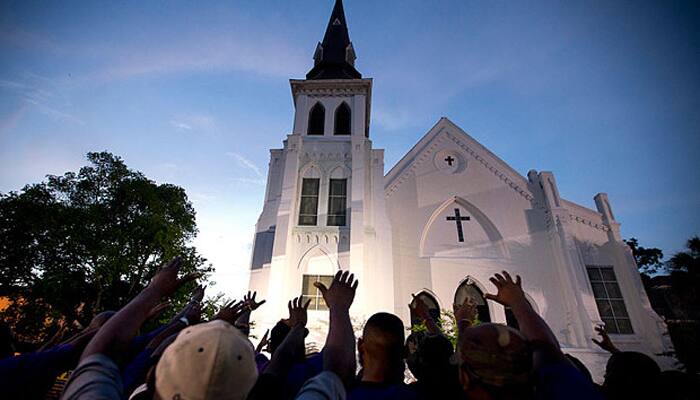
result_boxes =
[128,325,167,356]
[121,347,155,396]
[0,343,77,398]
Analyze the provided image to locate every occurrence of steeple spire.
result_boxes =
[306,0,362,80]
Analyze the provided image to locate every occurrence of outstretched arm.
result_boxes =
[315,270,358,386]
[81,257,198,364]
[235,291,266,336]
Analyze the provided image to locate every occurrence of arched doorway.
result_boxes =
[410,291,441,326]
[454,279,491,323]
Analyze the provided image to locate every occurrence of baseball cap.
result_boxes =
[156,320,258,400]
[457,323,532,387]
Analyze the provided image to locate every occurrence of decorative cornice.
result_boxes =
[290,78,372,98]
[568,213,611,232]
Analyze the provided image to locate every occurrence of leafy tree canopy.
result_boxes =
[625,238,664,274]
[0,152,213,342]
[667,236,700,278]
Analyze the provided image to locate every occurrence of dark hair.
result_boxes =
[269,321,291,355]
[604,351,661,399]
[362,313,406,382]
[364,312,405,348]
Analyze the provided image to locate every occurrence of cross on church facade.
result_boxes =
[444,156,455,166]
[446,208,470,242]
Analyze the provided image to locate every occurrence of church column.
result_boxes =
[293,94,310,135]
[265,135,302,326]
[537,171,596,348]
[349,136,369,315]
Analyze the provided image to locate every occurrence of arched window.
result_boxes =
[308,102,325,135]
[334,102,351,135]
[410,291,440,326]
[454,280,491,323]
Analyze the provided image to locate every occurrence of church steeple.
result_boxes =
[306,0,362,80]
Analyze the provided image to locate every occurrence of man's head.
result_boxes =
[155,320,258,400]
[603,351,661,399]
[358,312,405,383]
[457,323,533,399]
[269,320,291,355]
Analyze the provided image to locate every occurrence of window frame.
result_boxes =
[586,265,633,334]
[326,178,347,226]
[334,102,351,135]
[298,178,320,226]
[308,102,325,136]
[302,274,334,311]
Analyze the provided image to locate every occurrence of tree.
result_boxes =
[625,238,664,274]
[0,152,213,343]
[667,236,700,277]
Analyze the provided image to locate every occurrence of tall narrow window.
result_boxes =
[327,179,347,226]
[308,103,325,135]
[454,280,491,323]
[302,274,334,310]
[410,292,440,326]
[587,266,633,334]
[334,102,351,135]
[298,178,320,225]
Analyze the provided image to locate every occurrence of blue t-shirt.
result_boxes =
[535,359,603,400]
[348,382,422,400]
[284,352,324,399]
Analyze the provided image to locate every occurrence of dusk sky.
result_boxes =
[1,0,698,297]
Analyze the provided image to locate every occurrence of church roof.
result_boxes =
[306,0,362,80]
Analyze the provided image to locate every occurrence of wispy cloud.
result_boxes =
[231,177,266,186]
[170,120,192,131]
[0,77,83,126]
[226,152,263,178]
[170,113,216,133]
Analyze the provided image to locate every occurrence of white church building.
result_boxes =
[247,0,674,378]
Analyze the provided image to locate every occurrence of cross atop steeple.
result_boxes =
[306,0,362,80]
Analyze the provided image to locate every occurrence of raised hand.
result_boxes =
[314,270,358,311]
[484,271,528,309]
[243,291,266,311]
[255,329,270,354]
[454,296,478,326]
[148,257,200,297]
[285,296,311,327]
[170,285,205,325]
[213,300,247,325]
[592,325,619,353]
[190,285,205,304]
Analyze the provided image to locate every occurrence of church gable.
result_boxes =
[384,117,540,241]
[385,117,533,204]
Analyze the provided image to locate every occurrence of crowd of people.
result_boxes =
[1,257,697,399]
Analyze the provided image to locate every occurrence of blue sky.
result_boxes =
[1,0,698,296]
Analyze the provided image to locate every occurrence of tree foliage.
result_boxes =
[0,152,213,342]
[625,238,664,274]
[667,236,700,277]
